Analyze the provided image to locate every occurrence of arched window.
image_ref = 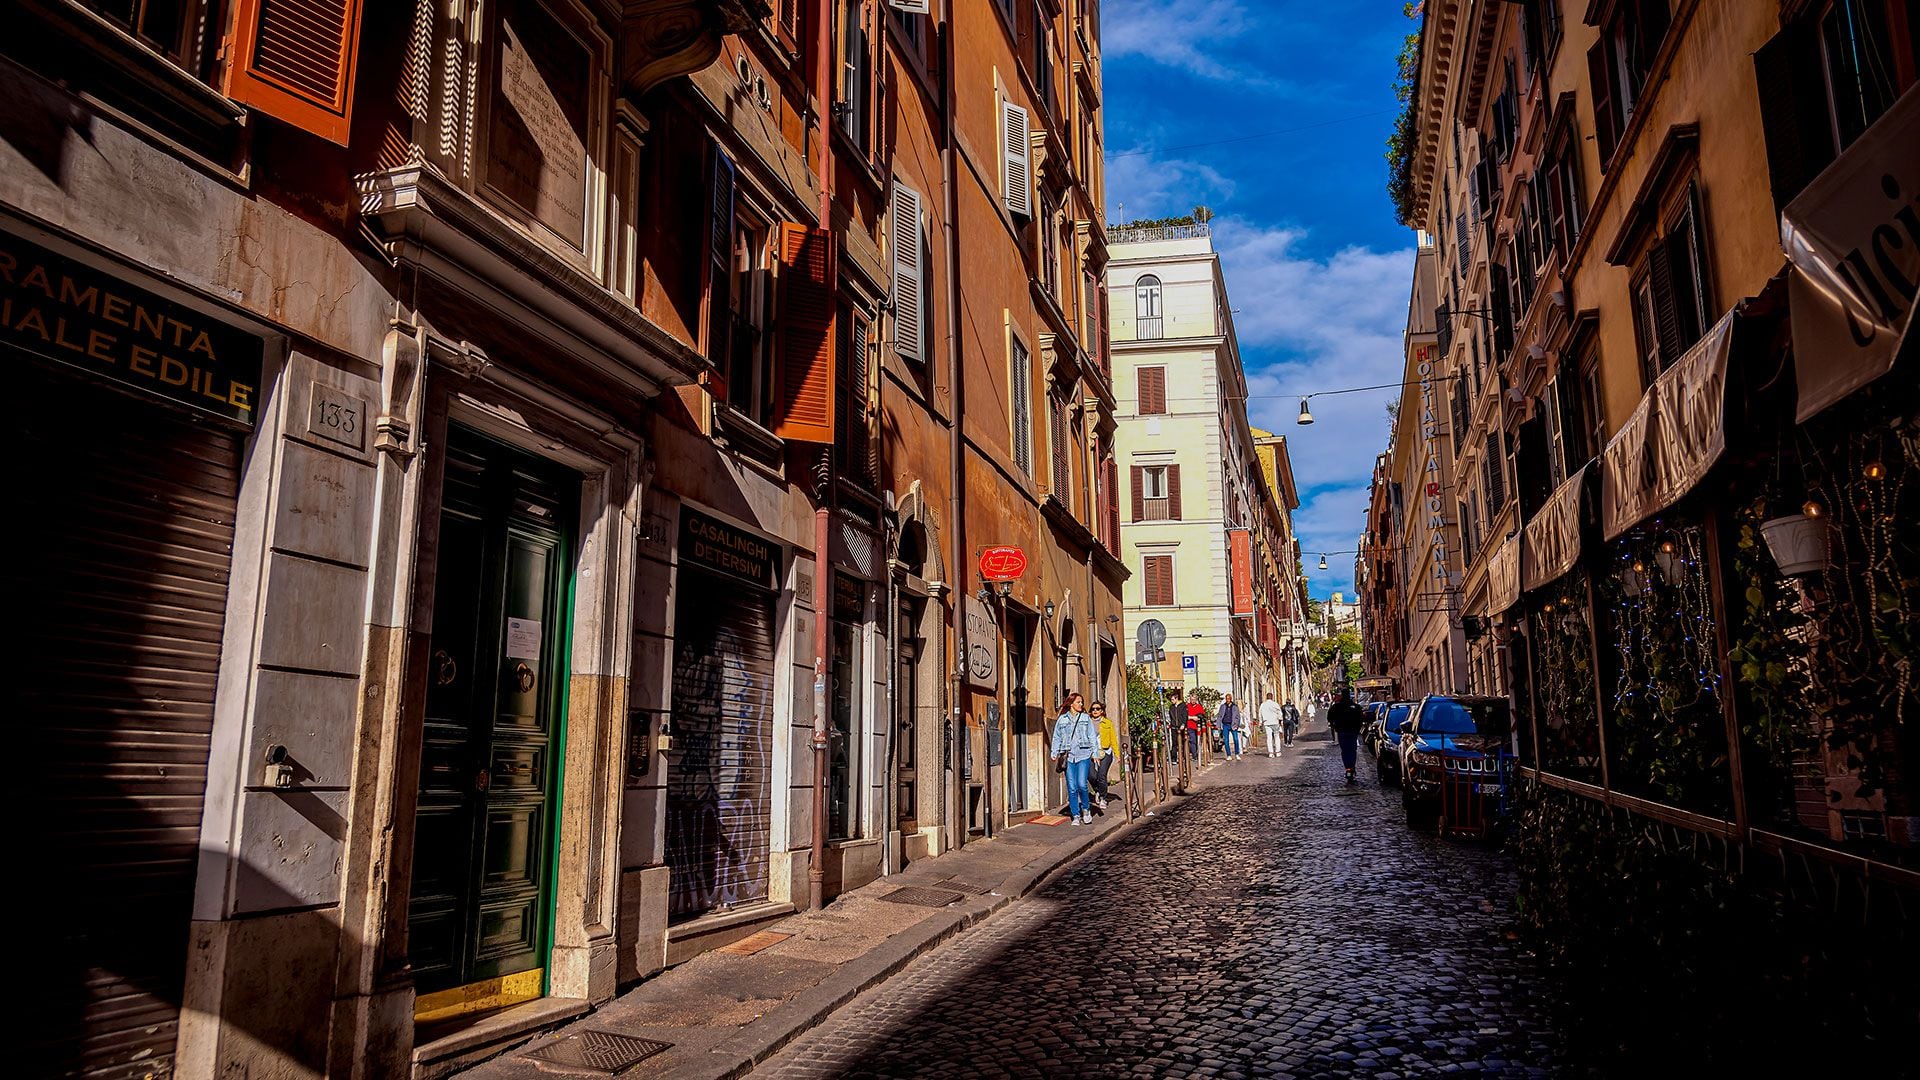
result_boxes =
[1134,275,1164,339]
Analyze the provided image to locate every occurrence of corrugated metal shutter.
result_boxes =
[17,362,239,1079]
[667,570,777,920]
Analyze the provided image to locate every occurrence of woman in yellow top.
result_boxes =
[1089,701,1119,812]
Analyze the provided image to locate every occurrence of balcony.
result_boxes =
[1109,222,1212,244]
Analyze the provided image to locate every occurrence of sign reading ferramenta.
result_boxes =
[0,232,263,426]
[679,506,779,589]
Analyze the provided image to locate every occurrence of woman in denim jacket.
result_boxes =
[1052,692,1100,825]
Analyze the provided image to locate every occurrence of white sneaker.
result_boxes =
[1080,811,1092,825]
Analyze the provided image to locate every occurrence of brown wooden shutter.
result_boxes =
[707,146,736,368]
[1145,555,1173,606]
[1166,463,1182,520]
[1754,22,1831,210]
[1649,239,1684,369]
[774,224,838,443]
[1130,465,1144,522]
[1139,366,1165,414]
[224,0,366,145]
[1587,40,1618,168]
[1106,459,1121,548]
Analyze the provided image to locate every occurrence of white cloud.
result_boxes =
[1105,0,1253,80]
[1106,146,1236,222]
[1205,217,1418,596]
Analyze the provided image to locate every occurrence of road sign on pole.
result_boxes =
[1181,654,1197,672]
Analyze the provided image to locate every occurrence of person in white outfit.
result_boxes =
[1259,694,1285,757]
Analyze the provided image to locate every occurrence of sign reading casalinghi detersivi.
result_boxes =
[678,505,779,589]
[1,232,263,426]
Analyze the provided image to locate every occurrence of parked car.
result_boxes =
[1361,702,1387,755]
[1399,695,1513,828]
[1374,701,1417,785]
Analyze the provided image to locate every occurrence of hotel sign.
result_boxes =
[1,232,263,426]
[679,506,779,589]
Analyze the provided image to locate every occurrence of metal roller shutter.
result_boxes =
[16,361,240,1079]
[666,570,777,920]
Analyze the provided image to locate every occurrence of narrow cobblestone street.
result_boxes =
[753,730,1563,1079]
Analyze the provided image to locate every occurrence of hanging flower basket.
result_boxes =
[1759,515,1833,576]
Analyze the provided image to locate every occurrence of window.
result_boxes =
[836,305,875,487]
[1755,1,1919,207]
[1587,0,1674,167]
[891,182,927,362]
[1039,189,1060,297]
[1545,360,1598,486]
[1132,463,1181,521]
[1631,181,1712,385]
[1010,333,1034,476]
[1543,123,1586,255]
[1050,394,1071,498]
[1483,432,1507,517]
[1135,275,1164,339]
[1491,57,1519,162]
[1077,0,1100,44]
[1002,100,1033,217]
[80,0,224,78]
[1033,2,1056,115]
[1137,365,1167,414]
[839,0,871,152]
[893,3,927,51]
[707,146,775,427]
[1143,554,1175,607]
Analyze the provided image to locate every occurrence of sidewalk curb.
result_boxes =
[689,794,1177,1080]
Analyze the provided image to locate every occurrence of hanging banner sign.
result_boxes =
[1228,528,1254,618]
[1524,465,1588,592]
[1486,533,1521,616]
[1781,83,1919,422]
[0,231,263,426]
[965,594,999,688]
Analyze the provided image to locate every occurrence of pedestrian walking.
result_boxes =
[1051,692,1101,824]
[1259,693,1284,756]
[1329,688,1366,785]
[1282,701,1300,746]
[1089,701,1118,811]
[1218,695,1244,760]
[1184,693,1204,765]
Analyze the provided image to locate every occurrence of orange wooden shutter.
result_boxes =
[1166,463,1182,520]
[774,224,839,444]
[1130,465,1144,522]
[224,0,365,146]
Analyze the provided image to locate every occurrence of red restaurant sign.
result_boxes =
[978,545,1028,582]
[1228,528,1254,618]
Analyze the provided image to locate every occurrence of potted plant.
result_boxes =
[1758,510,1833,576]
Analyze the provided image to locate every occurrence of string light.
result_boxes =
[1802,499,1826,519]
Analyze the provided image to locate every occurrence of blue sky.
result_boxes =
[1105,0,1419,603]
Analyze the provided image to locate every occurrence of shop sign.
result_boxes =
[1781,84,1919,422]
[1487,534,1521,616]
[0,232,263,426]
[978,545,1027,582]
[833,572,865,621]
[1415,346,1452,583]
[679,506,779,589]
[1228,528,1254,617]
[965,594,998,688]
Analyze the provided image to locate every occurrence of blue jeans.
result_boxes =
[1337,730,1359,771]
[1223,728,1243,756]
[1065,757,1093,817]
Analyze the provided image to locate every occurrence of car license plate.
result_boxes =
[1474,782,1503,794]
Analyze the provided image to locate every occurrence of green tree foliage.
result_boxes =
[1385,3,1425,227]
[1311,629,1364,689]
[1125,664,1166,751]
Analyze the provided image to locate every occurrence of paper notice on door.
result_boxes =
[506,617,543,660]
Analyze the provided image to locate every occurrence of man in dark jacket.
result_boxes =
[1328,688,1367,785]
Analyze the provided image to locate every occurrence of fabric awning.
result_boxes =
[1781,83,1919,422]
[1486,532,1521,615]
[1524,465,1588,593]
[1600,314,1734,540]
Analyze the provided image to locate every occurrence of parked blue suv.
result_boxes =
[1399,695,1513,829]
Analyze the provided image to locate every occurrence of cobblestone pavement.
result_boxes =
[751,730,1563,1079]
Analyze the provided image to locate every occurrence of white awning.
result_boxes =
[1600,313,1734,541]
[1486,533,1521,615]
[1781,83,1919,422]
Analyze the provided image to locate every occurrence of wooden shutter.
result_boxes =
[1010,337,1033,475]
[1649,239,1684,369]
[1754,23,1832,210]
[1166,463,1182,521]
[1138,365,1166,414]
[1130,465,1144,521]
[224,0,365,145]
[1146,555,1173,605]
[1105,458,1120,547]
[1002,100,1032,217]
[891,183,925,362]
[707,146,736,366]
[1489,261,1514,357]
[774,224,838,443]
[1435,305,1453,356]
[1588,40,1618,168]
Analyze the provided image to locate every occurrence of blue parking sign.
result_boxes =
[1182,654,1197,671]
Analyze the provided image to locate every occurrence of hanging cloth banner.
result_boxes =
[1524,465,1588,593]
[1486,533,1521,615]
[1780,83,1920,423]
[1599,314,1734,541]
[1228,528,1254,617]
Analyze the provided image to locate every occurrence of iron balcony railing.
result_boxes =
[1108,222,1212,244]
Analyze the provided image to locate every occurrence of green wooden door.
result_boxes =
[409,428,575,1001]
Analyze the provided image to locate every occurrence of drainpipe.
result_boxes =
[807,0,835,913]
[940,0,968,852]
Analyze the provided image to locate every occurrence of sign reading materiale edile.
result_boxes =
[0,232,263,426]
[679,506,779,589]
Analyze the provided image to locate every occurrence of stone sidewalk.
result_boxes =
[454,751,1238,1080]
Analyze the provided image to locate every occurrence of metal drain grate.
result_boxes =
[935,877,992,895]
[879,885,965,907]
[523,1030,672,1074]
